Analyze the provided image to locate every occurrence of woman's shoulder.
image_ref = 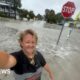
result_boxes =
[11,50,23,56]
[10,50,24,60]
[36,50,43,57]
[36,50,41,55]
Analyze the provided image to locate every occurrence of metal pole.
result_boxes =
[56,19,65,45]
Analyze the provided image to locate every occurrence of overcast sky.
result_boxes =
[21,0,80,19]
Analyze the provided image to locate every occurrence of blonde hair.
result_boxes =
[19,29,38,43]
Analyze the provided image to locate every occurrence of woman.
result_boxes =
[0,29,54,80]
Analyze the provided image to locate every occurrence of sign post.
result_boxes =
[56,1,76,46]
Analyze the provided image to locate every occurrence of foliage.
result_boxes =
[36,14,43,20]
[19,9,28,18]
[44,9,73,24]
[56,13,64,24]
[0,12,6,17]
[14,0,21,8]
[18,9,35,20]
[44,9,56,23]
[28,11,35,19]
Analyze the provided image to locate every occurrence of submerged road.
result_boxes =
[0,20,80,80]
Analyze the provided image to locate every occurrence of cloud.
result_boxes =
[21,0,80,18]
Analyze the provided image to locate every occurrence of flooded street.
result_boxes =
[0,19,80,80]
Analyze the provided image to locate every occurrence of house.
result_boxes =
[0,0,19,19]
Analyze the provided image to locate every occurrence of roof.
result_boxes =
[0,2,10,6]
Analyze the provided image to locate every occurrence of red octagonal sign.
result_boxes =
[61,1,76,18]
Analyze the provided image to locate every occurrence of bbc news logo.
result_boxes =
[0,69,11,74]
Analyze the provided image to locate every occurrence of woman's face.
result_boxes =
[20,34,37,54]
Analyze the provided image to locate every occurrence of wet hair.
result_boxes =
[19,29,38,43]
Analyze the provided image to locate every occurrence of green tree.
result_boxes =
[19,9,29,19]
[13,0,21,19]
[44,9,50,22]
[44,9,56,23]
[28,11,35,19]
[14,0,21,8]
[9,0,21,8]
[56,13,64,24]
[36,14,43,20]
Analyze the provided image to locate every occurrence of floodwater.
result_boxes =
[0,19,80,80]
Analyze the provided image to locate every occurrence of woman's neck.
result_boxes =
[22,49,35,59]
[22,50,36,65]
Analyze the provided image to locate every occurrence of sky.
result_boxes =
[21,0,80,19]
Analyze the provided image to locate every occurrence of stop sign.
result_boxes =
[61,1,76,18]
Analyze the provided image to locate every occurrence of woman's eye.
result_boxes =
[25,42,30,43]
[24,41,36,44]
[32,41,36,43]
